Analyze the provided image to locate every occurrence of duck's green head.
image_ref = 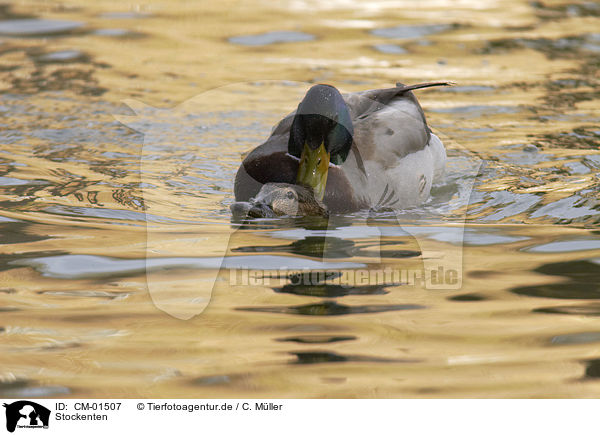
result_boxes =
[288,84,353,201]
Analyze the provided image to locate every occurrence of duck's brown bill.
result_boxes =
[296,142,329,201]
[230,201,277,218]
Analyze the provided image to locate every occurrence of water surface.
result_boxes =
[0,0,599,398]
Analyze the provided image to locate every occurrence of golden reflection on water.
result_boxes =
[0,0,599,398]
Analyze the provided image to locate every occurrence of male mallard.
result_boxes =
[234,81,450,214]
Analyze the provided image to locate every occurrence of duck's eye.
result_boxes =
[317,158,322,166]
[286,191,295,200]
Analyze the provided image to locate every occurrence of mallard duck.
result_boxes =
[231,182,328,218]
[233,81,450,214]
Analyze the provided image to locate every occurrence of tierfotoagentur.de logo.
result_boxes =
[116,80,481,321]
[3,401,50,433]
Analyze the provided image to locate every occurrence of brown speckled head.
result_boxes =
[248,183,329,217]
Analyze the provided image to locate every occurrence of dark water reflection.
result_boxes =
[584,359,600,380]
[0,221,51,245]
[234,236,420,259]
[512,260,600,299]
[534,304,600,316]
[276,335,357,344]
[448,293,487,302]
[274,282,390,298]
[290,351,418,365]
[237,301,425,316]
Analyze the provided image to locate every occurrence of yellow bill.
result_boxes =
[296,142,330,201]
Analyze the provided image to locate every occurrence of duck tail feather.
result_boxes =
[395,81,455,92]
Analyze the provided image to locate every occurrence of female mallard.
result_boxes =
[233,81,450,214]
[231,182,328,218]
